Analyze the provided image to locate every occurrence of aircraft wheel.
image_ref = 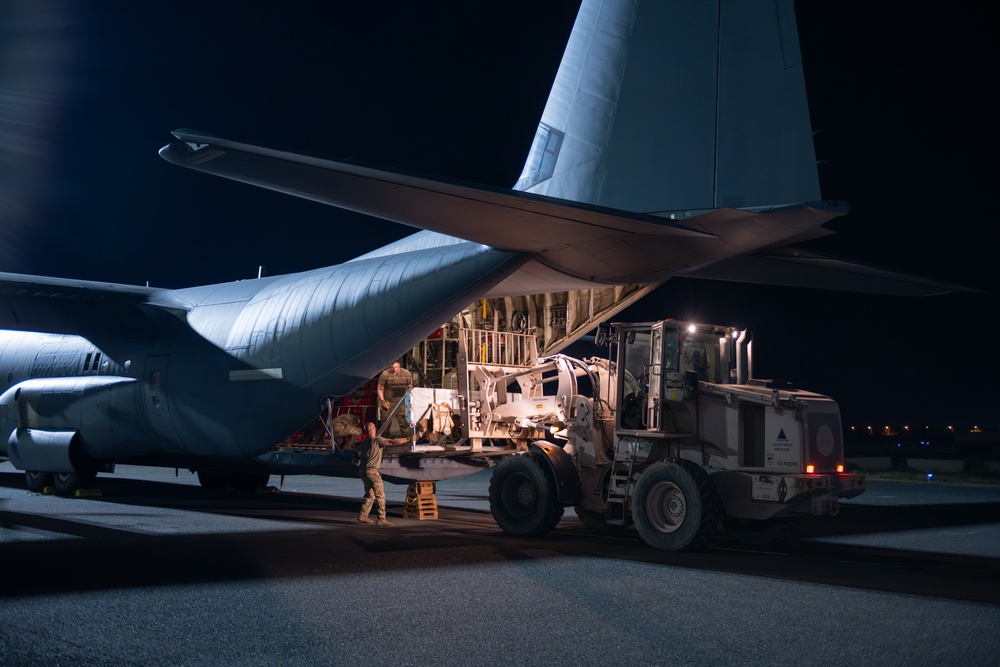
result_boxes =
[633,461,720,551]
[51,470,97,495]
[24,471,52,493]
[489,454,564,536]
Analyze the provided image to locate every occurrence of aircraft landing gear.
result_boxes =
[24,471,51,492]
[24,469,98,495]
[52,470,97,495]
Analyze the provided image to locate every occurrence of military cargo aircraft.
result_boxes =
[0,0,957,494]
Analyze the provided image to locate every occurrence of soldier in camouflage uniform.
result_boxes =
[377,360,413,438]
[330,413,363,449]
[357,422,408,526]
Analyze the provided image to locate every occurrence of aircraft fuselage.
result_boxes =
[0,241,526,473]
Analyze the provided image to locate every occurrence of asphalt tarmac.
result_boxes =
[0,462,998,666]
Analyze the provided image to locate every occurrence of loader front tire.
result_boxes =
[489,454,564,536]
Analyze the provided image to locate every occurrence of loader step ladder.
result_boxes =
[604,438,636,526]
[403,481,439,520]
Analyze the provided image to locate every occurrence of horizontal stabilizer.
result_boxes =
[160,130,844,285]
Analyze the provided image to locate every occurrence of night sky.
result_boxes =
[1,1,995,431]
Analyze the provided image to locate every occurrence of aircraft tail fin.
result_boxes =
[515,0,820,213]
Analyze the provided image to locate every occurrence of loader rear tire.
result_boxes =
[633,461,720,551]
[489,455,564,536]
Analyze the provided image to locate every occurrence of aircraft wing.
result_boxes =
[160,130,848,285]
[0,272,190,338]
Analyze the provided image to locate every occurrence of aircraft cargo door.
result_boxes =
[143,356,182,451]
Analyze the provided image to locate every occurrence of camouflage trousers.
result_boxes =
[380,398,409,438]
[359,467,386,520]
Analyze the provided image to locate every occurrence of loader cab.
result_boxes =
[613,319,745,433]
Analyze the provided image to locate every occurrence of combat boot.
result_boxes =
[358,516,374,524]
[375,518,394,527]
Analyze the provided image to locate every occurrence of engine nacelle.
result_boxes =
[6,429,78,473]
[0,376,151,467]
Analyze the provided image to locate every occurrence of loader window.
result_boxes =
[680,339,708,380]
[619,329,650,429]
[678,331,724,383]
[663,331,677,373]
[622,329,650,394]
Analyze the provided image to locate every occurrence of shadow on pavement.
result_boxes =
[1,472,998,604]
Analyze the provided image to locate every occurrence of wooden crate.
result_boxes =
[403,481,438,520]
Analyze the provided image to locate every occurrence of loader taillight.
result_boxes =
[805,464,815,474]
[836,464,845,473]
